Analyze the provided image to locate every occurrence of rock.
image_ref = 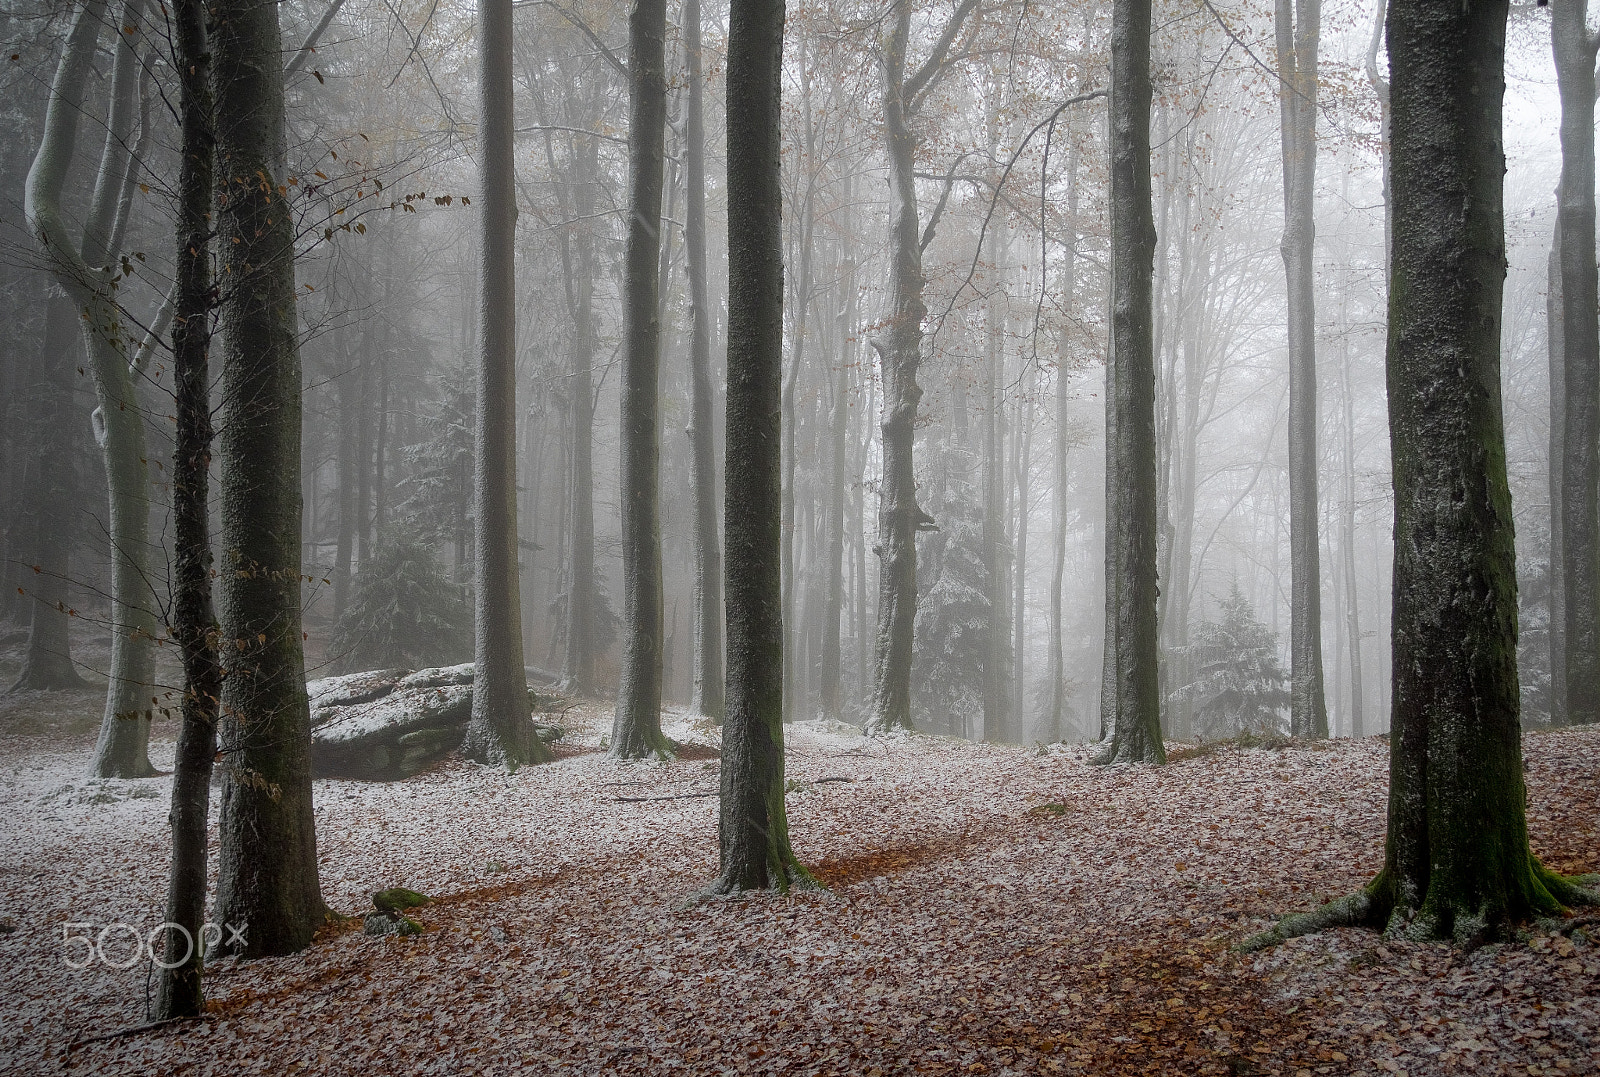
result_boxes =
[396,663,476,691]
[373,886,430,912]
[311,684,471,780]
[307,669,411,712]
[363,912,423,937]
[309,664,555,781]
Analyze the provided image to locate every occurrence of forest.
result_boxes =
[0,0,1597,1072]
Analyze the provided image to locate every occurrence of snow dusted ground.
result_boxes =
[0,695,1596,1076]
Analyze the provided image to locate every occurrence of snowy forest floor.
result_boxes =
[1,683,1597,1077]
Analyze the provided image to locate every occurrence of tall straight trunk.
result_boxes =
[1048,142,1080,740]
[1340,301,1365,738]
[712,0,810,894]
[26,0,159,777]
[684,0,725,721]
[1252,0,1594,950]
[866,0,980,732]
[1014,366,1034,733]
[612,0,673,758]
[854,365,872,705]
[356,329,373,565]
[465,0,546,768]
[1547,231,1566,726]
[982,223,1011,742]
[333,329,356,616]
[10,292,86,692]
[1553,0,1600,727]
[1276,0,1329,739]
[562,136,600,699]
[156,0,219,1013]
[783,61,817,723]
[1098,0,1164,764]
[820,191,855,720]
[212,0,323,956]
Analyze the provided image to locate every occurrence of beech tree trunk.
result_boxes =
[982,222,1011,743]
[1547,230,1567,726]
[1048,141,1079,741]
[684,0,725,721]
[464,0,546,768]
[25,0,159,777]
[212,0,324,956]
[711,0,810,894]
[819,187,855,720]
[10,292,86,693]
[1097,0,1164,764]
[612,0,673,758]
[1252,0,1594,948]
[1553,0,1600,727]
[156,0,219,1014]
[865,0,979,733]
[1276,0,1329,739]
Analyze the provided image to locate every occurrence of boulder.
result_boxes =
[309,664,567,780]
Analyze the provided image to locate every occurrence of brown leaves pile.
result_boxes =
[1,706,1595,1076]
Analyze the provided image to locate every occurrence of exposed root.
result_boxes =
[1236,886,1383,953]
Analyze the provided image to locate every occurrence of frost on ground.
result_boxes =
[0,694,1595,1077]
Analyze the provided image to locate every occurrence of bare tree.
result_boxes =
[1275,0,1329,738]
[1097,0,1164,764]
[865,0,981,734]
[710,0,811,894]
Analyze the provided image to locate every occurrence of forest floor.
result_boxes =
[0,678,1596,1076]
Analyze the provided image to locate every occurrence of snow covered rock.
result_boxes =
[308,665,565,780]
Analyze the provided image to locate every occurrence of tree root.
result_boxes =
[1236,887,1383,953]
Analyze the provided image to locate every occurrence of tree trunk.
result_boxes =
[25,0,159,777]
[1340,300,1365,738]
[1251,0,1594,950]
[1097,0,1164,764]
[1553,0,1600,727]
[1014,365,1034,735]
[1547,229,1566,726]
[711,0,810,894]
[684,0,725,721]
[561,135,599,699]
[10,291,87,692]
[211,0,324,956]
[156,0,219,1012]
[1276,0,1329,739]
[1048,142,1079,741]
[612,0,673,758]
[464,0,546,769]
[982,222,1011,743]
[819,187,855,720]
[333,328,356,616]
[865,1,944,734]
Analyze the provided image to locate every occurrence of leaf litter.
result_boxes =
[0,704,1595,1076]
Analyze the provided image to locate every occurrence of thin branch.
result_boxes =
[285,0,349,79]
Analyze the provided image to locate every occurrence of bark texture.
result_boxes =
[211,0,323,956]
[156,0,219,1014]
[1276,0,1330,739]
[465,0,547,769]
[711,0,811,894]
[612,0,674,759]
[1098,0,1164,764]
[1248,0,1594,949]
[1553,0,1600,727]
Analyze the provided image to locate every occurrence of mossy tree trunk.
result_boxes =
[1249,0,1594,949]
[1097,0,1164,765]
[211,0,324,957]
[711,0,811,894]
